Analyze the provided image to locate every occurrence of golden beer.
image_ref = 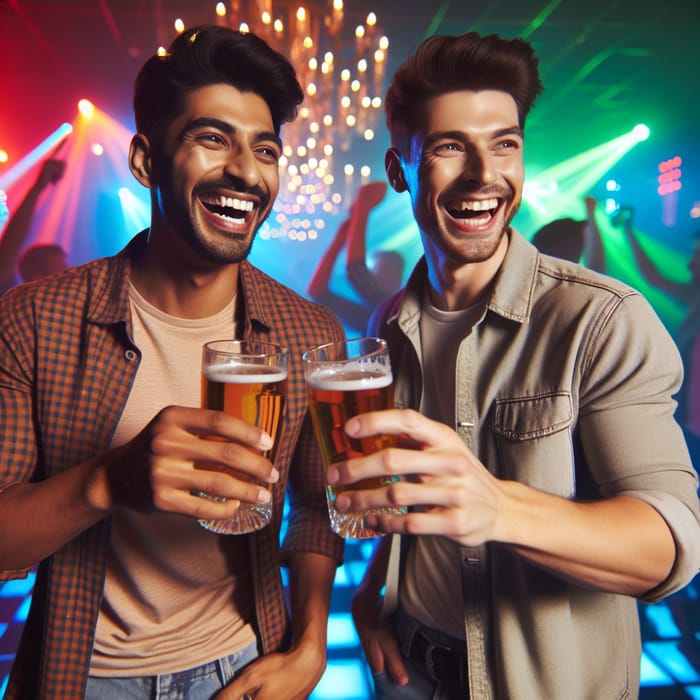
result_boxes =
[201,363,287,461]
[306,369,395,491]
[198,340,287,535]
[303,337,405,539]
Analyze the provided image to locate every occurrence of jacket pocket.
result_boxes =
[492,391,575,496]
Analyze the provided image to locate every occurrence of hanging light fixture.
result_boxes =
[217,1,390,242]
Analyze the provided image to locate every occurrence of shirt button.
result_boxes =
[125,349,138,361]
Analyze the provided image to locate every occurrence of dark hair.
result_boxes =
[133,25,304,143]
[385,32,543,153]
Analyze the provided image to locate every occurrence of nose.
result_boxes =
[224,144,262,189]
[463,145,496,185]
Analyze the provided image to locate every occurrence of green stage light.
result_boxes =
[633,124,650,142]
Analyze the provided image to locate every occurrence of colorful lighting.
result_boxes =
[78,99,95,118]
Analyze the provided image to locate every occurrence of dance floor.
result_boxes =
[2,537,699,699]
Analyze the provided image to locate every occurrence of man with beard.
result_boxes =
[0,26,344,700]
[332,33,700,699]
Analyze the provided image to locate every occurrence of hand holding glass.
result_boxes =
[198,340,287,534]
[303,337,405,539]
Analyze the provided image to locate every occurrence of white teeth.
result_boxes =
[451,198,498,212]
[216,195,254,211]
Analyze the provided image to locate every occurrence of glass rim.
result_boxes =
[204,339,288,358]
[302,336,388,364]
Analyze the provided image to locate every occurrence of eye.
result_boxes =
[493,137,522,152]
[434,142,463,155]
[255,144,281,163]
[198,132,227,147]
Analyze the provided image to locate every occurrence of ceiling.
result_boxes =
[1,0,697,154]
[1,0,698,245]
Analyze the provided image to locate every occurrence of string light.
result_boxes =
[212,1,390,241]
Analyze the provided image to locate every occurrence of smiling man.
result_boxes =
[338,33,700,699]
[0,26,345,700]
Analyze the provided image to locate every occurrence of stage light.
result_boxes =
[78,99,95,118]
[632,124,650,142]
[174,18,185,33]
[0,122,73,191]
[0,150,8,163]
[215,2,226,17]
[658,156,682,196]
[91,143,104,156]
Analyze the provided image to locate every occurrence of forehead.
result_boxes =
[417,89,519,134]
[171,83,275,134]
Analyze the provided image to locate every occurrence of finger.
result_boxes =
[380,635,410,686]
[148,458,270,514]
[345,408,461,449]
[327,447,468,488]
[335,477,462,514]
[156,405,274,453]
[194,438,279,485]
[365,510,473,539]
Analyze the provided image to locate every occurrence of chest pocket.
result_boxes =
[492,391,575,497]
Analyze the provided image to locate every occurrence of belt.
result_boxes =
[407,626,468,692]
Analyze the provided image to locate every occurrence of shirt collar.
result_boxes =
[390,229,538,329]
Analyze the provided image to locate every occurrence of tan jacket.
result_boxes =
[371,231,700,700]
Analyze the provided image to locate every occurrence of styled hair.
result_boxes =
[385,32,544,153]
[133,25,304,143]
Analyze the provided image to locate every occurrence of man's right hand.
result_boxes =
[87,405,278,519]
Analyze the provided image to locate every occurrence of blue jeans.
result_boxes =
[372,608,467,700]
[85,641,258,700]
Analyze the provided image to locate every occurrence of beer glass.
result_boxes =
[198,340,287,534]
[303,337,405,539]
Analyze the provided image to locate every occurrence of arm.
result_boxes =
[0,158,66,292]
[327,296,700,598]
[217,552,338,700]
[307,219,372,333]
[351,537,410,685]
[618,206,688,300]
[0,404,277,572]
[580,196,606,272]
[329,412,676,596]
[345,181,392,307]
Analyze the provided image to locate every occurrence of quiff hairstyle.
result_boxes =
[385,32,544,154]
[133,25,304,145]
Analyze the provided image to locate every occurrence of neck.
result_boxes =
[130,230,240,319]
[425,234,508,311]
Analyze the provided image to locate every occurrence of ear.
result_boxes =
[385,148,407,193]
[129,133,155,188]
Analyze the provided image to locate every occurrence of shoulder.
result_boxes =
[241,261,345,339]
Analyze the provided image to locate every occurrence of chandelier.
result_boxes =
[214,1,390,242]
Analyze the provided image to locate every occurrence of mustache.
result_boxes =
[194,179,270,208]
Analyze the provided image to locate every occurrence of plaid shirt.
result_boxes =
[0,232,345,699]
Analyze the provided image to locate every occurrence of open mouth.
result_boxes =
[445,197,500,225]
[200,194,256,226]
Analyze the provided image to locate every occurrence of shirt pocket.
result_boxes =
[492,391,575,497]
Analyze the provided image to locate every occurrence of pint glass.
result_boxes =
[303,337,405,539]
[198,340,287,534]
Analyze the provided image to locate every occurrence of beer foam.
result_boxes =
[306,368,392,391]
[205,363,287,384]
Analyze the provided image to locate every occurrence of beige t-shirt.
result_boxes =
[400,292,483,640]
[90,283,256,675]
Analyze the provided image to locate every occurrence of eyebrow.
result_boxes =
[180,117,283,150]
[425,126,524,144]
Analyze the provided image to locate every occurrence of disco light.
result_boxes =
[0,122,73,190]
[632,124,650,142]
[78,99,95,118]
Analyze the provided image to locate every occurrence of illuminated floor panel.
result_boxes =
[1,544,698,699]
